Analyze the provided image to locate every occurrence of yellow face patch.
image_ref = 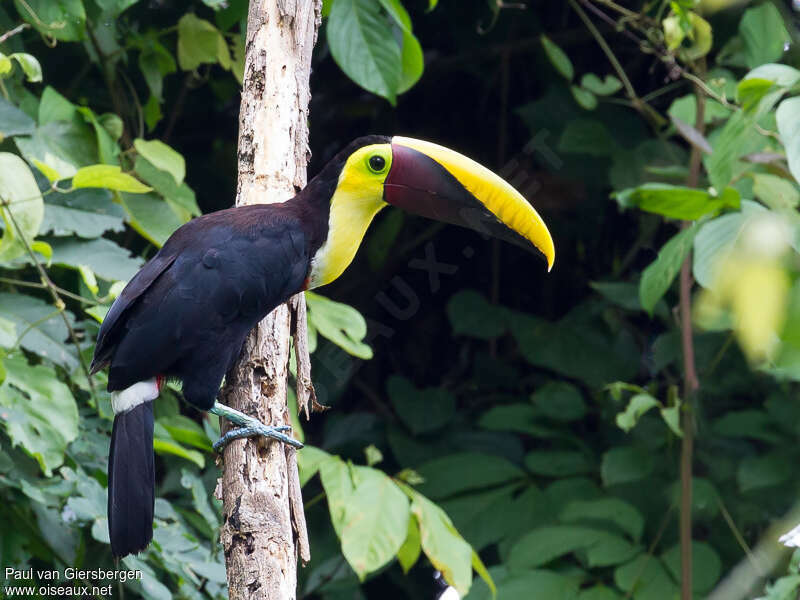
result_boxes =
[307,144,392,288]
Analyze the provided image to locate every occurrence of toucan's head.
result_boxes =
[305,135,555,288]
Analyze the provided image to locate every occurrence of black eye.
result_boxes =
[369,155,386,172]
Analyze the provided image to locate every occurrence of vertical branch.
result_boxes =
[679,81,705,600]
[217,1,321,599]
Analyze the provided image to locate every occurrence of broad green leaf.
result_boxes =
[177,14,225,71]
[134,138,186,185]
[661,541,722,594]
[777,97,800,186]
[72,165,152,193]
[377,0,411,32]
[0,316,16,348]
[9,53,42,83]
[744,64,800,88]
[417,452,525,500]
[39,86,77,124]
[525,451,592,477]
[508,525,606,570]
[601,446,654,487]
[571,86,597,110]
[0,153,43,262]
[615,392,659,432]
[118,192,184,247]
[404,484,473,596]
[531,381,586,422]
[0,97,35,138]
[153,437,205,468]
[15,120,99,177]
[738,453,791,491]
[478,403,549,437]
[134,156,199,218]
[541,35,573,81]
[639,223,699,315]
[0,354,78,475]
[397,31,423,94]
[13,0,86,41]
[736,77,774,113]
[40,188,126,239]
[0,293,77,369]
[616,183,739,220]
[339,467,410,579]
[467,569,577,600]
[159,415,212,451]
[297,444,332,486]
[614,555,677,600]
[319,455,355,536]
[32,159,62,183]
[752,173,800,211]
[322,0,333,17]
[397,512,422,573]
[558,119,615,156]
[446,289,507,339]
[581,73,622,96]
[138,41,177,101]
[47,236,143,281]
[471,552,496,598]
[739,3,790,69]
[305,291,372,358]
[560,498,645,542]
[77,107,119,166]
[387,376,455,434]
[692,201,766,289]
[328,0,402,104]
[180,468,218,531]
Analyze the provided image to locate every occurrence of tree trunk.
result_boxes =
[217,2,320,599]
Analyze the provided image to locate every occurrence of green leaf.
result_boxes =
[134,156,199,219]
[134,138,186,185]
[558,119,615,156]
[13,0,86,41]
[15,121,97,179]
[177,13,225,71]
[541,35,573,81]
[0,354,78,475]
[531,381,586,422]
[0,97,36,138]
[387,376,455,434]
[40,188,126,239]
[72,165,152,193]
[397,511,421,573]
[639,223,699,315]
[118,192,184,247]
[614,554,677,600]
[744,64,800,89]
[404,484,473,596]
[692,201,766,288]
[397,31,423,94]
[738,453,791,491]
[752,173,800,211]
[739,3,790,69]
[39,86,77,125]
[305,291,372,359]
[615,393,659,432]
[153,437,205,468]
[616,183,739,220]
[777,97,800,186]
[328,0,402,103]
[508,525,605,570]
[601,446,654,487]
[571,86,597,110]
[377,0,411,32]
[47,237,144,281]
[9,53,42,83]
[580,73,622,96]
[339,467,410,579]
[560,498,645,542]
[525,451,593,477]
[446,289,507,339]
[0,293,77,369]
[661,541,722,594]
[0,316,16,349]
[416,452,525,500]
[159,415,212,451]
[0,152,43,263]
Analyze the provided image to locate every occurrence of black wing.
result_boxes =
[92,206,310,399]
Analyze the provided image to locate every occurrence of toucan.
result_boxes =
[90,135,555,558]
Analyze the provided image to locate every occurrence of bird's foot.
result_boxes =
[210,401,303,452]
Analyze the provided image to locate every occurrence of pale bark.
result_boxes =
[216,2,321,599]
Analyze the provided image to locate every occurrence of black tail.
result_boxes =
[108,401,155,558]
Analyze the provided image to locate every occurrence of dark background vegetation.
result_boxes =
[3,0,800,599]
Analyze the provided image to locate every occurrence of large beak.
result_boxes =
[384,136,555,271]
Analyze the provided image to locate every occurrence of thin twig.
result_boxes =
[0,276,96,304]
[0,23,30,45]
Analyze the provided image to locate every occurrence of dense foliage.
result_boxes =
[3,0,800,599]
